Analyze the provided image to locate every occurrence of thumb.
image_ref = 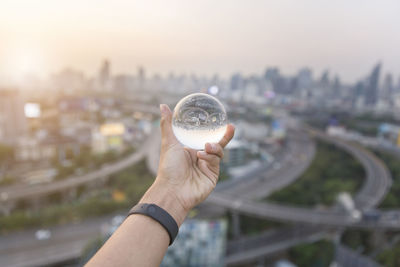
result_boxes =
[160,104,179,150]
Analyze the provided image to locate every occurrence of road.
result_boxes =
[0,125,313,267]
[0,105,160,205]
[225,225,329,266]
[205,128,392,229]
[308,128,392,210]
[0,214,118,267]
[225,227,382,267]
[0,132,157,204]
[0,125,394,266]
[335,244,382,267]
[218,128,392,266]
[219,129,315,200]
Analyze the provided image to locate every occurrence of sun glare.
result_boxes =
[4,45,47,80]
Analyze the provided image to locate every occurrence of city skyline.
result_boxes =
[1,0,400,84]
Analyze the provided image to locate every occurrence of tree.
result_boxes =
[0,144,14,177]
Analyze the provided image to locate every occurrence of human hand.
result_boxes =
[140,104,235,225]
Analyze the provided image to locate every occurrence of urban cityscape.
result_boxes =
[1,1,400,267]
[1,58,400,266]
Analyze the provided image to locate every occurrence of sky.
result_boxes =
[1,0,400,83]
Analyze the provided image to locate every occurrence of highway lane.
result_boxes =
[0,214,118,267]
[134,119,393,262]
[218,129,394,265]
[0,104,161,204]
[0,125,394,267]
[225,227,382,267]
[205,128,393,228]
[335,244,382,267]
[0,132,158,203]
[194,128,316,219]
[308,129,392,210]
[223,130,316,200]
[225,226,329,266]
[0,127,310,267]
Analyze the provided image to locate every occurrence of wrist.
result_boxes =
[139,179,188,226]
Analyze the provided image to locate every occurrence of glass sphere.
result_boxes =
[172,93,227,150]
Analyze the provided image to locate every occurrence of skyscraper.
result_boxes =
[381,73,394,102]
[264,67,282,93]
[0,90,27,144]
[230,73,243,91]
[364,63,381,106]
[297,68,313,90]
[98,60,111,91]
[99,60,110,83]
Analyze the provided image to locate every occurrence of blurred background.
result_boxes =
[1,1,400,266]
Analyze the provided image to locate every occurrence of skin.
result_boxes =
[86,104,235,267]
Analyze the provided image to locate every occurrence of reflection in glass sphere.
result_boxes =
[172,93,227,150]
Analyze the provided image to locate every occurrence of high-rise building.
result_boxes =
[297,68,313,90]
[137,66,145,83]
[98,60,111,91]
[0,90,27,144]
[264,67,280,91]
[364,63,381,106]
[319,70,330,87]
[332,76,341,95]
[99,60,110,83]
[397,76,400,93]
[230,73,243,91]
[381,73,394,102]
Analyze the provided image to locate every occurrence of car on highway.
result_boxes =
[362,210,381,223]
[273,162,281,170]
[35,229,51,240]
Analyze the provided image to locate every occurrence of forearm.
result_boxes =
[86,180,188,267]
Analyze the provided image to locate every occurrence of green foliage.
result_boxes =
[372,150,400,209]
[219,167,230,182]
[267,141,365,206]
[0,160,153,233]
[341,230,373,254]
[0,176,16,186]
[54,147,136,180]
[239,215,280,236]
[0,144,14,163]
[289,240,334,267]
[109,159,154,203]
[377,242,400,267]
[225,213,281,240]
[357,150,400,265]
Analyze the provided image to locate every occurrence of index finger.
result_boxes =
[219,124,235,148]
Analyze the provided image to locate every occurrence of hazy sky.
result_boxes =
[1,0,400,83]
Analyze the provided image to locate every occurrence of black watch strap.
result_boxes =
[127,203,179,245]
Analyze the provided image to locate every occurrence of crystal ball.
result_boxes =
[172,93,227,150]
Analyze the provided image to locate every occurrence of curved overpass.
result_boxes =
[0,134,152,202]
[307,128,392,210]
[0,125,395,267]
[206,128,393,229]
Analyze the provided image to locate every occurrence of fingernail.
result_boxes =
[160,104,168,115]
[205,143,211,151]
[211,143,217,151]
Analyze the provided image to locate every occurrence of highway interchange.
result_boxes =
[0,112,399,266]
